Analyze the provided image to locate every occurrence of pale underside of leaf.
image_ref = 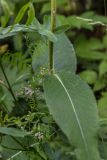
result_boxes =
[43,72,100,160]
[54,74,88,155]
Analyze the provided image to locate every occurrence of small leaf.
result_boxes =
[94,78,106,91]
[13,73,30,85]
[42,142,55,160]
[0,127,29,137]
[1,135,37,159]
[14,2,30,24]
[43,72,100,160]
[0,61,30,112]
[0,23,56,42]
[0,24,30,39]
[99,61,107,76]
[98,96,107,118]
[75,36,107,60]
[26,3,35,25]
[0,0,11,27]
[79,70,97,84]
[54,24,71,34]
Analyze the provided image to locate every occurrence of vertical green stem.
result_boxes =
[0,62,17,103]
[49,0,56,74]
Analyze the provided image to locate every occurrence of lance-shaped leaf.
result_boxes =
[0,23,57,42]
[0,127,29,137]
[43,72,100,160]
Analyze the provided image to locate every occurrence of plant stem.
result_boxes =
[0,62,17,103]
[49,0,56,74]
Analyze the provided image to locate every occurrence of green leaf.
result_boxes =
[42,142,55,160]
[32,34,76,72]
[101,92,107,97]
[0,23,57,42]
[14,2,30,24]
[67,16,93,30]
[99,142,107,160]
[1,135,37,160]
[43,72,100,160]
[54,24,70,34]
[0,59,30,112]
[75,36,107,60]
[31,18,57,42]
[94,78,106,91]
[38,29,57,42]
[0,24,31,39]
[99,61,107,76]
[79,70,97,84]
[98,96,107,118]
[0,88,14,112]
[26,3,35,25]
[103,35,107,47]
[0,0,11,27]
[1,135,24,159]
[0,127,28,137]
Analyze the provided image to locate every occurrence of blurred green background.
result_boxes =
[1,0,107,113]
[0,1,107,159]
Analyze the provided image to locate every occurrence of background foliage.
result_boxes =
[0,0,107,160]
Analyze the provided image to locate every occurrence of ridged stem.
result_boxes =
[49,0,56,74]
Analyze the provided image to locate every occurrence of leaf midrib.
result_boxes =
[54,74,89,157]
